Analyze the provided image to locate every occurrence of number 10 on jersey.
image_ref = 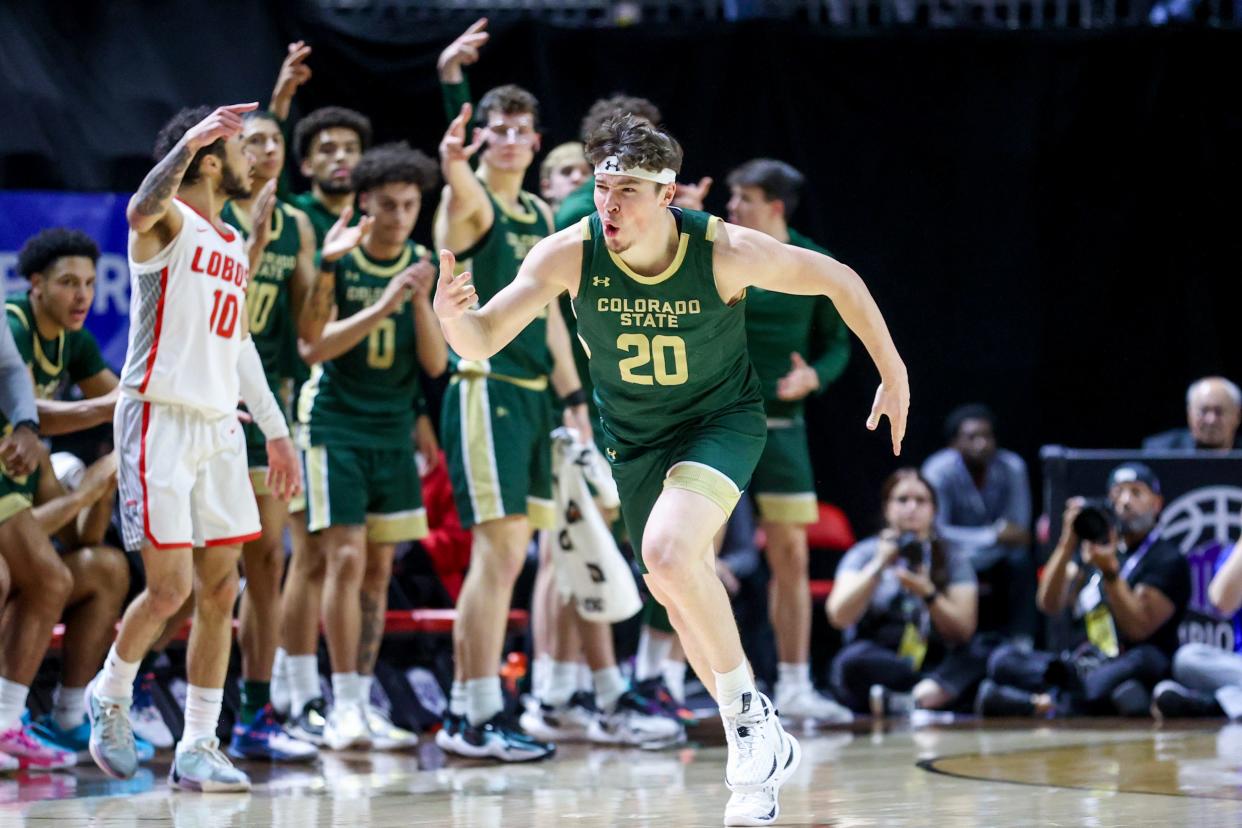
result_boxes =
[209,289,240,339]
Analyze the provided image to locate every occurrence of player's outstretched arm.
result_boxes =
[716,222,909,455]
[269,41,312,121]
[434,104,491,254]
[434,226,581,361]
[127,103,258,250]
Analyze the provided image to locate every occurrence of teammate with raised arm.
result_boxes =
[435,115,909,826]
[86,104,301,792]
[434,85,591,762]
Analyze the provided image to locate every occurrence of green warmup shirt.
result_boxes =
[744,227,850,418]
[298,241,433,448]
[572,209,762,450]
[5,294,107,421]
[221,199,304,396]
[450,187,555,381]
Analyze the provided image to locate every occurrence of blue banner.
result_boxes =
[0,191,134,371]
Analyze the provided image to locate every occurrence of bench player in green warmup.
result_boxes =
[727,159,854,726]
[435,115,909,826]
[219,110,320,762]
[6,228,128,769]
[298,142,446,751]
[433,85,591,762]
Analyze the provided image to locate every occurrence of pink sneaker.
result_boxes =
[0,725,75,770]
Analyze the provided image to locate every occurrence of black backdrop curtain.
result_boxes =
[3,0,1240,530]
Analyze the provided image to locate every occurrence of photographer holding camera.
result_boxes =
[827,469,983,715]
[977,462,1190,717]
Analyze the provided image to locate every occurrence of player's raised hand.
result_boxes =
[265,436,303,502]
[440,104,485,166]
[321,205,374,263]
[248,179,278,256]
[405,252,437,300]
[866,373,910,456]
[672,176,713,211]
[438,18,489,83]
[379,269,420,313]
[434,249,477,321]
[776,351,821,401]
[275,41,313,99]
[184,103,259,151]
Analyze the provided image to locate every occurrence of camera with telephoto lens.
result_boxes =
[1071,499,1115,544]
[895,531,927,569]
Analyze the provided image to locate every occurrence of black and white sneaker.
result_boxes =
[459,713,556,762]
[519,692,596,743]
[1152,680,1223,719]
[286,698,328,747]
[589,689,684,749]
[723,695,800,826]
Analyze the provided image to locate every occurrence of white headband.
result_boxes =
[594,155,676,185]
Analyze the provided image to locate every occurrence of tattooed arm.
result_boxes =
[128,103,258,262]
[297,205,373,360]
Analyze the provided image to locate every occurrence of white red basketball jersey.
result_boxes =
[121,198,249,415]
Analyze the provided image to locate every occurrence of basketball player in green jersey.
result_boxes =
[260,42,378,739]
[5,228,126,769]
[299,142,445,752]
[435,115,909,826]
[725,158,856,726]
[218,111,320,762]
[434,87,591,762]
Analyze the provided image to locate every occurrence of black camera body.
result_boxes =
[895,531,928,569]
[1072,499,1116,544]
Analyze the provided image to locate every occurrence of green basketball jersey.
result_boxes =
[221,199,303,394]
[298,241,431,449]
[572,209,762,450]
[4,294,107,430]
[745,227,850,418]
[451,188,553,381]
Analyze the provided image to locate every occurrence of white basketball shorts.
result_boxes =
[115,395,261,552]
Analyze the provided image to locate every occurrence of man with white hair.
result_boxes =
[1143,377,1242,451]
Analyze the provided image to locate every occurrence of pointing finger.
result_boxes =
[223,102,261,114]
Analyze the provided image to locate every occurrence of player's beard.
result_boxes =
[220,164,250,200]
[317,176,354,196]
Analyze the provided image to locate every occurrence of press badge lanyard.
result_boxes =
[1076,531,1160,618]
[898,545,933,670]
[1076,531,1159,658]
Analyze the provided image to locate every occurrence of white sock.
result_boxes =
[663,660,687,704]
[288,655,320,714]
[635,630,672,682]
[53,685,87,730]
[577,662,593,693]
[273,647,289,682]
[530,655,550,701]
[465,677,503,726]
[544,661,578,707]
[777,662,811,693]
[593,667,627,714]
[332,672,363,707]
[0,678,28,732]
[97,644,141,702]
[179,685,224,750]
[714,661,757,713]
[358,674,374,706]
[450,680,466,717]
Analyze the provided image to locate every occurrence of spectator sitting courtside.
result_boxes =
[1143,376,1242,451]
[921,404,1035,642]
[827,469,984,716]
[977,463,1190,718]
[1153,537,1242,719]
